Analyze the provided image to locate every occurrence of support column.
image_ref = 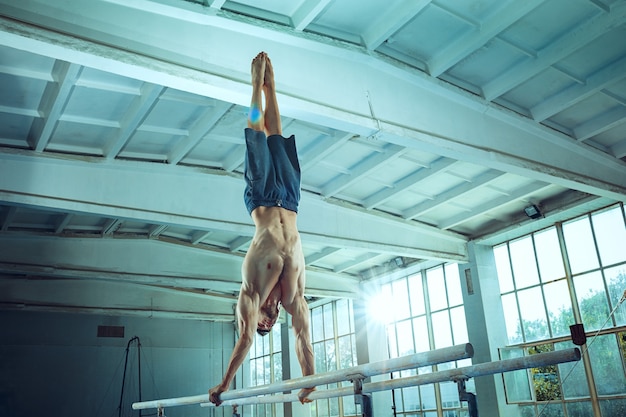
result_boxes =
[459,242,520,417]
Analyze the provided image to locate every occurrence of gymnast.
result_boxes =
[209,52,315,406]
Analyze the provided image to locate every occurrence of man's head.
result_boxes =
[257,302,281,336]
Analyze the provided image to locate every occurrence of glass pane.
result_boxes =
[600,398,626,416]
[262,330,270,355]
[408,273,426,316]
[318,399,329,417]
[606,265,626,326]
[273,352,282,382]
[413,316,430,353]
[534,227,565,282]
[420,384,437,409]
[588,334,626,395]
[445,264,463,306]
[348,299,355,334]
[312,307,323,342]
[518,405,535,417]
[432,310,453,349]
[338,335,354,369]
[510,236,540,289]
[342,391,356,416]
[592,206,626,266]
[392,278,411,320]
[263,355,271,384]
[250,356,258,385]
[402,385,421,411]
[554,341,589,399]
[336,299,350,335]
[501,293,523,344]
[255,357,264,385]
[325,339,337,371]
[543,279,574,338]
[427,266,448,311]
[573,271,610,331]
[565,401,593,417]
[272,323,282,352]
[440,381,460,408]
[494,244,514,293]
[500,348,532,402]
[563,216,599,274]
[314,342,326,372]
[529,344,561,401]
[518,287,549,342]
[329,396,339,417]
[450,306,468,344]
[396,319,415,356]
[323,303,334,340]
[387,323,398,358]
[538,403,564,417]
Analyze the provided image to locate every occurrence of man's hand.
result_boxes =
[209,384,227,406]
[297,387,315,404]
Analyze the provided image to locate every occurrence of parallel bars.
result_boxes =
[132,343,473,410]
[202,347,582,407]
[132,346,581,410]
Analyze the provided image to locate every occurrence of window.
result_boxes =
[495,204,626,413]
[249,324,283,417]
[310,299,357,417]
[382,263,471,416]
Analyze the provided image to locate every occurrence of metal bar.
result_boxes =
[197,348,581,407]
[363,348,581,393]
[132,343,474,410]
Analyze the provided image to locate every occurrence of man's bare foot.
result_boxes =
[251,52,266,90]
[264,55,276,92]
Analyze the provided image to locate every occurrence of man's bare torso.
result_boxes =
[241,206,305,313]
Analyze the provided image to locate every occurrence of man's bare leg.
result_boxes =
[263,55,282,137]
[248,52,266,132]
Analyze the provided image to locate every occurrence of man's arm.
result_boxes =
[209,291,258,406]
[290,294,315,403]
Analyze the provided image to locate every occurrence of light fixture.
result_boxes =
[524,204,543,219]
[394,256,406,268]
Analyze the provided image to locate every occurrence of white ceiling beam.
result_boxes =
[428,0,546,77]
[31,61,82,151]
[301,132,353,172]
[0,4,623,198]
[482,2,626,100]
[0,235,360,298]
[0,148,468,261]
[168,102,232,164]
[305,247,342,265]
[334,253,378,274]
[0,277,236,321]
[363,157,457,209]
[611,140,626,160]
[403,170,503,220]
[292,0,331,31]
[104,83,164,159]
[1,206,17,231]
[574,106,626,142]
[228,236,251,252]
[438,181,552,230]
[54,213,73,234]
[362,0,432,50]
[321,144,405,197]
[531,58,626,121]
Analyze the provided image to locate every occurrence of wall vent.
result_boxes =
[97,325,125,338]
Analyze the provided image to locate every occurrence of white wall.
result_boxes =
[0,310,235,417]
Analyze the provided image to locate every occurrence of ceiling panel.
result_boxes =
[0,0,624,320]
